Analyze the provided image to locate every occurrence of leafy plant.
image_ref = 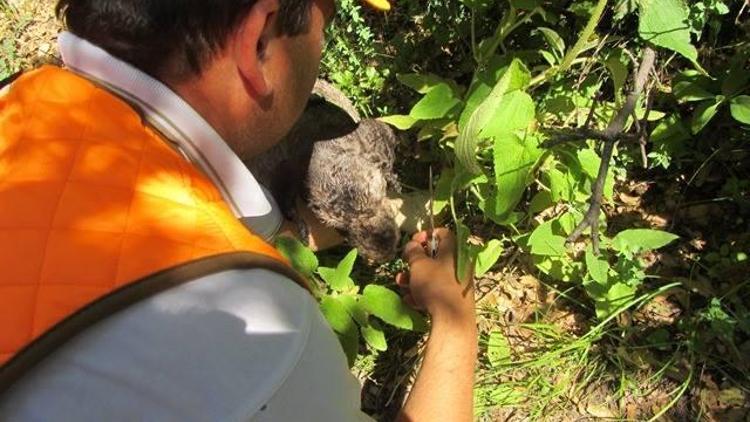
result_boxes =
[276,237,426,366]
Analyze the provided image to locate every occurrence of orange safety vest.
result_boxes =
[0,66,305,388]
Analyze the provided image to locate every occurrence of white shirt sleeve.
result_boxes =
[0,269,373,422]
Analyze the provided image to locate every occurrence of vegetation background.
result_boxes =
[2,0,749,420]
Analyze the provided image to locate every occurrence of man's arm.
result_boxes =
[396,229,478,422]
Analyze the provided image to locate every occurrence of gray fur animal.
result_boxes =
[246,80,400,263]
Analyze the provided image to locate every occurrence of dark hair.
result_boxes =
[56,0,313,80]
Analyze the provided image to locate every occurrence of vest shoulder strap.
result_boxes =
[0,251,309,394]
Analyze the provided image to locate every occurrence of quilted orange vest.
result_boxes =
[0,66,304,381]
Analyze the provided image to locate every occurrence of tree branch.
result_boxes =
[565,47,657,253]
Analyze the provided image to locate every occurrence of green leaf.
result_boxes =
[611,229,679,252]
[397,73,454,94]
[605,48,630,102]
[409,83,461,120]
[730,95,750,125]
[318,249,358,292]
[585,249,610,284]
[460,0,492,10]
[557,212,580,236]
[491,133,542,220]
[320,297,359,367]
[673,80,716,103]
[455,59,532,175]
[528,220,567,257]
[337,295,369,326]
[546,167,573,202]
[691,97,723,134]
[275,236,318,278]
[529,190,554,214]
[721,51,750,96]
[475,239,505,277]
[459,56,512,131]
[487,331,512,367]
[595,282,637,319]
[361,321,388,351]
[361,285,427,331]
[433,167,455,215]
[480,91,536,137]
[378,114,418,130]
[456,221,479,282]
[536,27,565,60]
[638,0,700,67]
[510,0,542,9]
[576,148,615,200]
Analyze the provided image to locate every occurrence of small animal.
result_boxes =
[246,80,401,263]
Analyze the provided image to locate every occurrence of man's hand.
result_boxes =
[396,228,475,326]
[396,227,477,422]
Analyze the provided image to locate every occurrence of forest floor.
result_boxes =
[2,1,748,420]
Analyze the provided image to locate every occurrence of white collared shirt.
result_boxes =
[58,31,283,240]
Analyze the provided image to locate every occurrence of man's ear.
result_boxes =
[234,0,280,97]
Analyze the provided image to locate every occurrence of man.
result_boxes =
[0,0,477,420]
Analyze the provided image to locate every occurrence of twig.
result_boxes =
[566,47,657,253]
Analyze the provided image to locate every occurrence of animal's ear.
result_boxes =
[300,98,358,140]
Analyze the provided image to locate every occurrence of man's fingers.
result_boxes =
[411,231,428,243]
[402,240,429,264]
[403,293,420,310]
[395,272,409,287]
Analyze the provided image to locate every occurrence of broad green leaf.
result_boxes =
[480,91,536,137]
[539,50,557,66]
[433,167,455,215]
[475,239,505,277]
[595,282,637,319]
[638,0,700,67]
[730,96,750,125]
[510,0,542,9]
[721,51,750,96]
[361,285,427,331]
[487,331,512,367]
[576,149,615,200]
[651,114,690,143]
[491,133,542,220]
[460,0,492,10]
[528,220,567,257]
[529,190,554,214]
[611,229,679,252]
[459,56,512,131]
[673,80,715,103]
[456,221,479,282]
[537,27,565,59]
[546,167,573,202]
[456,59,531,174]
[409,83,461,120]
[378,114,418,130]
[337,295,369,326]
[361,321,388,351]
[691,97,723,134]
[605,48,630,102]
[397,73,453,94]
[320,297,359,367]
[585,249,610,284]
[533,254,584,282]
[557,212,580,236]
[318,249,358,292]
[275,236,318,278]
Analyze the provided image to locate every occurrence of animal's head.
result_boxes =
[347,205,400,264]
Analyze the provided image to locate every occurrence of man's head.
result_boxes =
[56,0,335,158]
